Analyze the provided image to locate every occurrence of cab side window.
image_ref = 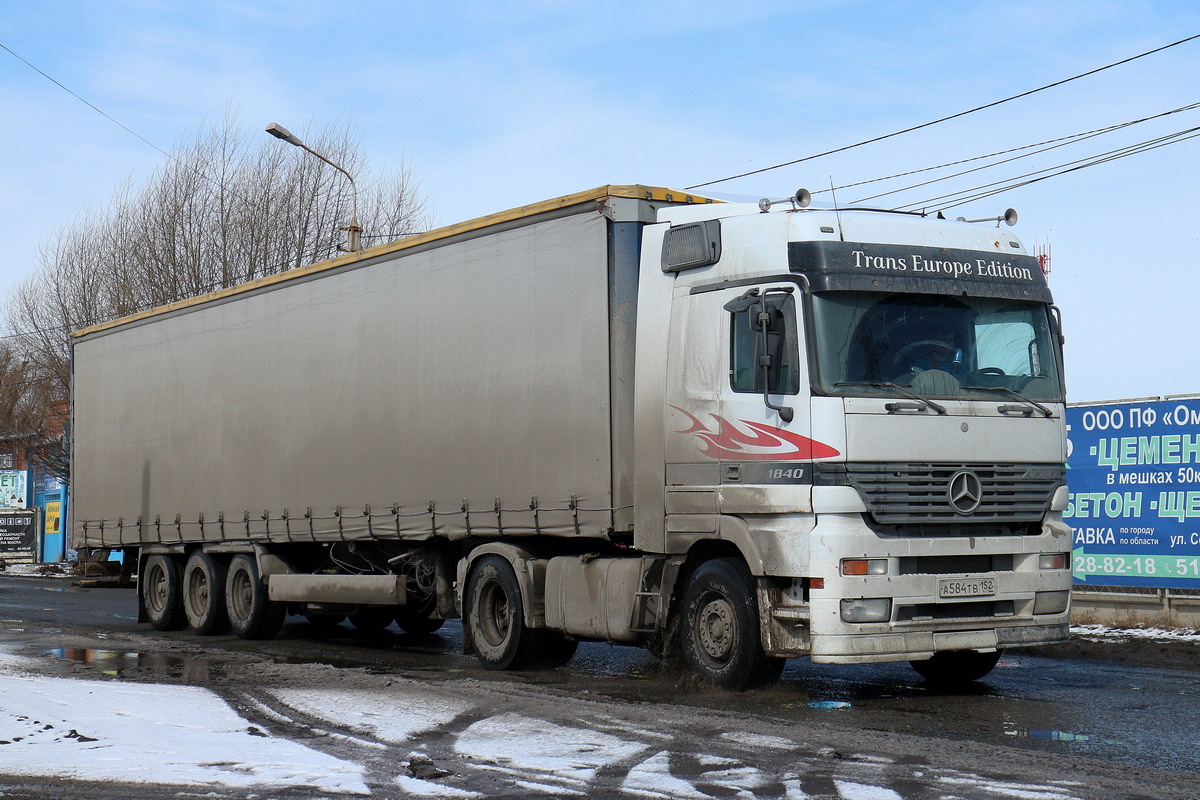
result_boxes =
[729,294,799,394]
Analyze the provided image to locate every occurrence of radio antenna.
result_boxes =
[829,176,845,241]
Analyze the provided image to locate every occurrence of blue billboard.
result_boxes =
[1066,397,1200,588]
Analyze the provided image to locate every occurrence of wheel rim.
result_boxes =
[187,568,209,614]
[231,569,253,620]
[146,563,167,614]
[696,594,735,662]
[478,579,511,648]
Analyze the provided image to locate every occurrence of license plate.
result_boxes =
[938,577,996,599]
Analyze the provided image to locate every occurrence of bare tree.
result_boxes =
[4,117,432,484]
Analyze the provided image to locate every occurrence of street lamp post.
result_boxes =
[265,122,362,253]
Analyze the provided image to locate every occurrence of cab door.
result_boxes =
[715,283,830,511]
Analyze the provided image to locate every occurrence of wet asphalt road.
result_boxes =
[2,575,1198,785]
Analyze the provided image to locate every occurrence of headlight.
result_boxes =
[1034,590,1070,615]
[840,598,892,623]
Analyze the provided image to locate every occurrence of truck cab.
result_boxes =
[637,199,1072,686]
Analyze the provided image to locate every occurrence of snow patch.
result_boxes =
[1070,624,1200,643]
[721,730,796,750]
[834,779,902,800]
[269,686,467,745]
[0,674,368,793]
[455,713,646,785]
[622,751,708,799]
[394,774,482,798]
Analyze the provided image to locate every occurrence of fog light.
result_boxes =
[1039,553,1069,570]
[842,558,888,576]
[1034,590,1070,615]
[840,598,892,623]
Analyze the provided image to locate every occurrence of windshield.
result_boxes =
[811,291,1063,401]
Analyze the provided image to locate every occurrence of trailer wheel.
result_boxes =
[225,554,286,640]
[142,554,186,631]
[182,552,229,635]
[681,557,783,690]
[910,649,1002,685]
[467,555,537,670]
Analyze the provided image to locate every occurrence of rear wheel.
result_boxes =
[142,554,186,631]
[182,552,229,635]
[467,555,538,670]
[225,554,286,640]
[681,557,783,690]
[910,649,1002,685]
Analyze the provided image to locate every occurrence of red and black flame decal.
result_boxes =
[670,405,840,461]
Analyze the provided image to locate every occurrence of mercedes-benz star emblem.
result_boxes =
[947,470,984,515]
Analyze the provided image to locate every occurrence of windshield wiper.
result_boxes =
[962,385,1054,418]
[835,381,947,416]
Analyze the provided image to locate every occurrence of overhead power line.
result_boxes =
[895,124,1200,212]
[0,42,175,162]
[684,33,1200,190]
[846,100,1200,204]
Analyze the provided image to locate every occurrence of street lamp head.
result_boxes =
[265,122,303,147]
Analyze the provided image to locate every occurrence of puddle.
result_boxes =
[1005,728,1093,742]
[808,700,853,710]
[46,648,223,682]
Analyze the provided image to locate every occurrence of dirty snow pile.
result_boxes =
[1070,623,1200,643]
[0,563,75,579]
[0,649,1093,799]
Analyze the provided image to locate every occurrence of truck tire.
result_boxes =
[302,611,347,633]
[910,649,1002,685]
[467,555,538,670]
[142,554,186,631]
[182,552,229,635]
[394,590,445,635]
[529,632,578,669]
[681,557,783,690]
[349,607,395,632]
[225,554,286,640]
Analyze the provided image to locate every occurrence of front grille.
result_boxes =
[898,555,1013,575]
[817,462,1062,526]
[872,521,1042,538]
[895,600,1015,621]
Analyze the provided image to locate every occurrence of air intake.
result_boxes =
[662,220,721,272]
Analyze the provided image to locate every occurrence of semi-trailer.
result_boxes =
[71,185,1072,689]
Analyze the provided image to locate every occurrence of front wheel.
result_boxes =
[681,557,783,690]
[225,554,286,640]
[910,649,1002,685]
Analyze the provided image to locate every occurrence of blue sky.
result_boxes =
[2,1,1198,401]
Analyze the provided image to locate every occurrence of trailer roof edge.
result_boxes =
[70,184,717,339]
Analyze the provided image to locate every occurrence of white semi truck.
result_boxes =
[70,185,1072,689]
